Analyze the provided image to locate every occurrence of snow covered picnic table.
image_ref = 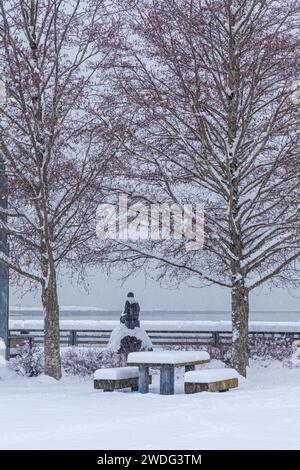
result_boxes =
[127,351,210,395]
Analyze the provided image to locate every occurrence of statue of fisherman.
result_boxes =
[120,292,140,330]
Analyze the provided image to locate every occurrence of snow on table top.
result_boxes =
[127,351,210,365]
[185,368,240,383]
[9,319,300,333]
[94,367,139,380]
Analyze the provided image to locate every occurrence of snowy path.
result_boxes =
[0,362,300,450]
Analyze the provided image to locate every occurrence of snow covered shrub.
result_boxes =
[159,333,294,363]
[9,345,128,377]
[222,348,233,366]
[249,334,293,361]
[61,347,127,377]
[9,344,44,377]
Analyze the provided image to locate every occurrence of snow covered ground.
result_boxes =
[10,318,300,332]
[0,360,300,450]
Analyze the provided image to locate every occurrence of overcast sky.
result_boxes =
[10,268,299,311]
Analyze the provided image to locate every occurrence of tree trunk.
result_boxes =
[231,281,249,377]
[42,267,61,380]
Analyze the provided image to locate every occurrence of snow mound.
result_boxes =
[291,340,300,366]
[200,359,226,370]
[107,324,153,353]
[127,350,210,365]
[94,367,139,381]
[36,375,59,385]
[0,340,12,381]
[185,368,240,383]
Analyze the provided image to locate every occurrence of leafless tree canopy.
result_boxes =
[0,0,299,377]
[97,0,300,374]
[0,0,120,378]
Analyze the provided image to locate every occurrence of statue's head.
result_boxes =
[127,292,134,298]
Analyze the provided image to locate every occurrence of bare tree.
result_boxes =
[0,0,119,379]
[102,0,300,375]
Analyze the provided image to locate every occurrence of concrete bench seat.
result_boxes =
[184,368,239,393]
[94,367,152,392]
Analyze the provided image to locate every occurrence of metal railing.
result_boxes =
[8,328,300,350]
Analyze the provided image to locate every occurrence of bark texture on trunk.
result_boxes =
[42,268,61,380]
[231,281,249,377]
[225,8,250,377]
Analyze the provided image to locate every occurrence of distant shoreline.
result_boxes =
[8,307,300,322]
[10,306,300,313]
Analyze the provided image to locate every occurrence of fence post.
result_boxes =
[68,330,77,346]
[212,332,219,347]
[6,333,10,360]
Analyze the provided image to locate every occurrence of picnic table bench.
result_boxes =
[127,351,210,395]
[94,367,152,392]
[184,368,239,393]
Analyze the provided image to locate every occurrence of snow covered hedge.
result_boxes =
[170,334,294,363]
[9,345,128,377]
[9,333,296,377]
[9,345,44,377]
[62,347,126,376]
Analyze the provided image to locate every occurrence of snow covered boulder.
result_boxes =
[107,324,153,355]
[184,368,240,393]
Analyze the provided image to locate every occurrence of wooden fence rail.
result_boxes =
[8,328,300,350]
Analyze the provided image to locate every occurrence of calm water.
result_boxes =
[9,309,300,322]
